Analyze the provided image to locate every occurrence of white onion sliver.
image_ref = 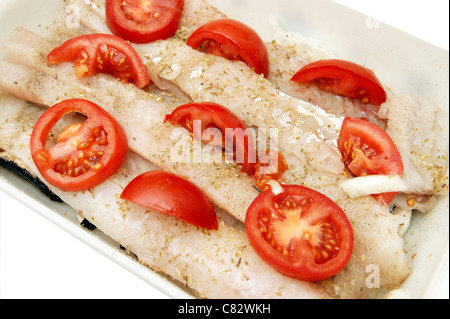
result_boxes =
[340,175,408,198]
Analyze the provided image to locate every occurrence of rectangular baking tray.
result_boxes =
[1,0,448,299]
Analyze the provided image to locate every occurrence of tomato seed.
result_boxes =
[117,58,126,67]
[407,198,416,207]
[36,152,49,163]
[92,163,103,171]
[304,232,311,241]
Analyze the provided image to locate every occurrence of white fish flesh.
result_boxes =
[379,95,449,197]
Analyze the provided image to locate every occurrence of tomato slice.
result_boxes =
[30,99,128,192]
[245,185,354,282]
[121,171,218,230]
[186,19,269,78]
[291,59,387,106]
[47,34,149,89]
[338,117,404,205]
[105,0,184,43]
[164,102,256,175]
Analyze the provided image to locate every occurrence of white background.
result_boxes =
[1,0,449,299]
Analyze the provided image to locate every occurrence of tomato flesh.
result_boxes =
[338,117,404,205]
[121,171,218,230]
[186,19,269,78]
[291,59,387,106]
[106,0,184,43]
[53,124,109,178]
[30,99,128,192]
[164,102,256,174]
[165,103,290,186]
[47,34,149,89]
[253,149,289,192]
[245,185,354,282]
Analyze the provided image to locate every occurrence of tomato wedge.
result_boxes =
[245,185,354,282]
[106,0,184,43]
[121,171,218,230]
[291,59,387,106]
[186,19,269,78]
[338,117,404,205]
[30,99,128,192]
[164,102,256,175]
[47,34,149,89]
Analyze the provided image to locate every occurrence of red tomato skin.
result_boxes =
[291,59,387,106]
[30,99,128,192]
[245,185,354,282]
[164,102,256,175]
[338,117,404,205]
[121,171,218,230]
[47,34,149,89]
[186,19,269,78]
[106,0,184,43]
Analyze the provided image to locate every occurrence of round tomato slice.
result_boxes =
[245,185,354,282]
[106,0,184,43]
[338,117,404,205]
[291,59,387,106]
[186,19,269,78]
[121,171,218,230]
[30,99,128,192]
[164,102,256,175]
[47,34,149,89]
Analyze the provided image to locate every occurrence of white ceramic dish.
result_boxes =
[0,0,448,299]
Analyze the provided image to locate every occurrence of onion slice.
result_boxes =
[340,175,408,199]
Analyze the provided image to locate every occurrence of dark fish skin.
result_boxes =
[0,153,63,203]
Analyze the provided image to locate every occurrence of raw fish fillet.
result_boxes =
[0,27,413,298]
[0,91,328,299]
[64,0,448,199]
